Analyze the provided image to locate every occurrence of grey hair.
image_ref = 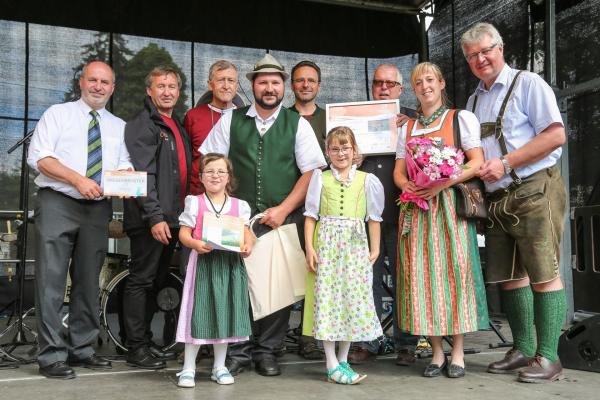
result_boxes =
[208,60,238,81]
[144,65,182,89]
[373,63,403,85]
[460,22,504,55]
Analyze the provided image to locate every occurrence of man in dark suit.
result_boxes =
[350,63,420,366]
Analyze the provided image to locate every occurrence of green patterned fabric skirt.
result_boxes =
[191,250,251,339]
[397,189,489,336]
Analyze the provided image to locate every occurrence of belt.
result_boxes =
[486,165,558,201]
[41,188,108,205]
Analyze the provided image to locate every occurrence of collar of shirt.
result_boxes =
[475,63,511,94]
[330,164,357,187]
[76,98,107,120]
[247,102,283,124]
[207,103,236,114]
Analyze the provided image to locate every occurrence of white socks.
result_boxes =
[323,341,351,370]
[182,343,201,372]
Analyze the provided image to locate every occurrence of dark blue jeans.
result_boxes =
[362,222,419,353]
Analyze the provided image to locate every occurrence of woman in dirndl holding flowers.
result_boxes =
[393,62,489,378]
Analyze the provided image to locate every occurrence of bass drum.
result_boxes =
[101,269,183,352]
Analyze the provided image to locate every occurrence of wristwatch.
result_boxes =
[500,156,513,175]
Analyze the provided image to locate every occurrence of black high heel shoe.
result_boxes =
[423,356,448,377]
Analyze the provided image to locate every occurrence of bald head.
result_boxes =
[79,61,115,110]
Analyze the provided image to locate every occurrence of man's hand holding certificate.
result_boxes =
[103,171,147,197]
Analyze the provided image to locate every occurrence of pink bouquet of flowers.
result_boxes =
[397,136,466,234]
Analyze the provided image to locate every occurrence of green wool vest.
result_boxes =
[320,170,367,218]
[229,106,301,212]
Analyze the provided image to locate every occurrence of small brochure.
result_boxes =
[202,212,244,252]
[103,171,147,197]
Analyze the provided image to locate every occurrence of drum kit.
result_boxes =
[1,217,184,366]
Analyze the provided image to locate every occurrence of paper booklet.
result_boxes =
[103,171,147,197]
[202,211,244,252]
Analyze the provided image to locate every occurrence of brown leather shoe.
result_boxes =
[395,349,417,366]
[487,348,531,374]
[347,348,377,365]
[518,355,563,383]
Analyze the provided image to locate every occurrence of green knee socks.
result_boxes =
[501,286,536,357]
[533,289,567,362]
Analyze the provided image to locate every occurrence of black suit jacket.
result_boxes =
[359,106,417,223]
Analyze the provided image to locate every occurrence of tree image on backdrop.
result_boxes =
[113,43,188,121]
[65,38,188,122]
[64,33,133,103]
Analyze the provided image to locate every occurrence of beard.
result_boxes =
[254,92,283,110]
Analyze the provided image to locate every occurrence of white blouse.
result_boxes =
[395,109,481,159]
[179,194,252,228]
[304,165,384,222]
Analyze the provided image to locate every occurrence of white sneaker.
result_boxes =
[176,369,195,388]
[211,366,235,385]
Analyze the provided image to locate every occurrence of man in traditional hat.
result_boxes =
[200,53,326,377]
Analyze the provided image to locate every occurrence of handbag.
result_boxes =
[452,110,488,220]
[454,179,487,219]
[243,214,307,320]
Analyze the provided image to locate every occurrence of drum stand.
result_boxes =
[0,132,38,365]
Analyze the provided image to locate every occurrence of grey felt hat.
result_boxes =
[246,53,289,81]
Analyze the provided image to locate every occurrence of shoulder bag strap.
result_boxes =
[452,109,462,150]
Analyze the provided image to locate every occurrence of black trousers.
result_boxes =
[123,227,178,350]
[34,189,111,367]
[228,208,304,363]
[228,305,291,363]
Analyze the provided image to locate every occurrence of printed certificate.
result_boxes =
[103,171,147,197]
[326,99,400,155]
[202,212,245,252]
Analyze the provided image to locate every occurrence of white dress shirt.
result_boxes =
[199,103,326,173]
[465,64,564,191]
[27,99,133,199]
[179,194,251,228]
[395,110,481,159]
[304,165,384,222]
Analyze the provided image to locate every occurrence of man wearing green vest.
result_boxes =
[200,53,326,377]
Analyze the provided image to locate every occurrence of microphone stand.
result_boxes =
[0,129,38,365]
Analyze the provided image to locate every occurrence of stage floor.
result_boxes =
[0,316,597,400]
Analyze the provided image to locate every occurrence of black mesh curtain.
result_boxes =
[429,0,600,207]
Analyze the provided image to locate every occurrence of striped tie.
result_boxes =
[86,110,102,184]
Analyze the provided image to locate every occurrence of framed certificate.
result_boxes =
[103,171,147,197]
[326,99,399,155]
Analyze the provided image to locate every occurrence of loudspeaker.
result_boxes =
[558,315,600,373]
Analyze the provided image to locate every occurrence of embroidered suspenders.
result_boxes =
[471,70,524,184]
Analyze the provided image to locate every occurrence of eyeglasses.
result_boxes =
[202,170,229,177]
[465,43,499,62]
[292,78,319,85]
[372,79,402,88]
[328,146,353,155]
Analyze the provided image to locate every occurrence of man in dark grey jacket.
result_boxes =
[123,65,192,369]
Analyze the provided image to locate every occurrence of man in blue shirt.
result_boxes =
[462,22,567,384]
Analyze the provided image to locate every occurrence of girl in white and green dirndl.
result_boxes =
[304,126,384,385]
